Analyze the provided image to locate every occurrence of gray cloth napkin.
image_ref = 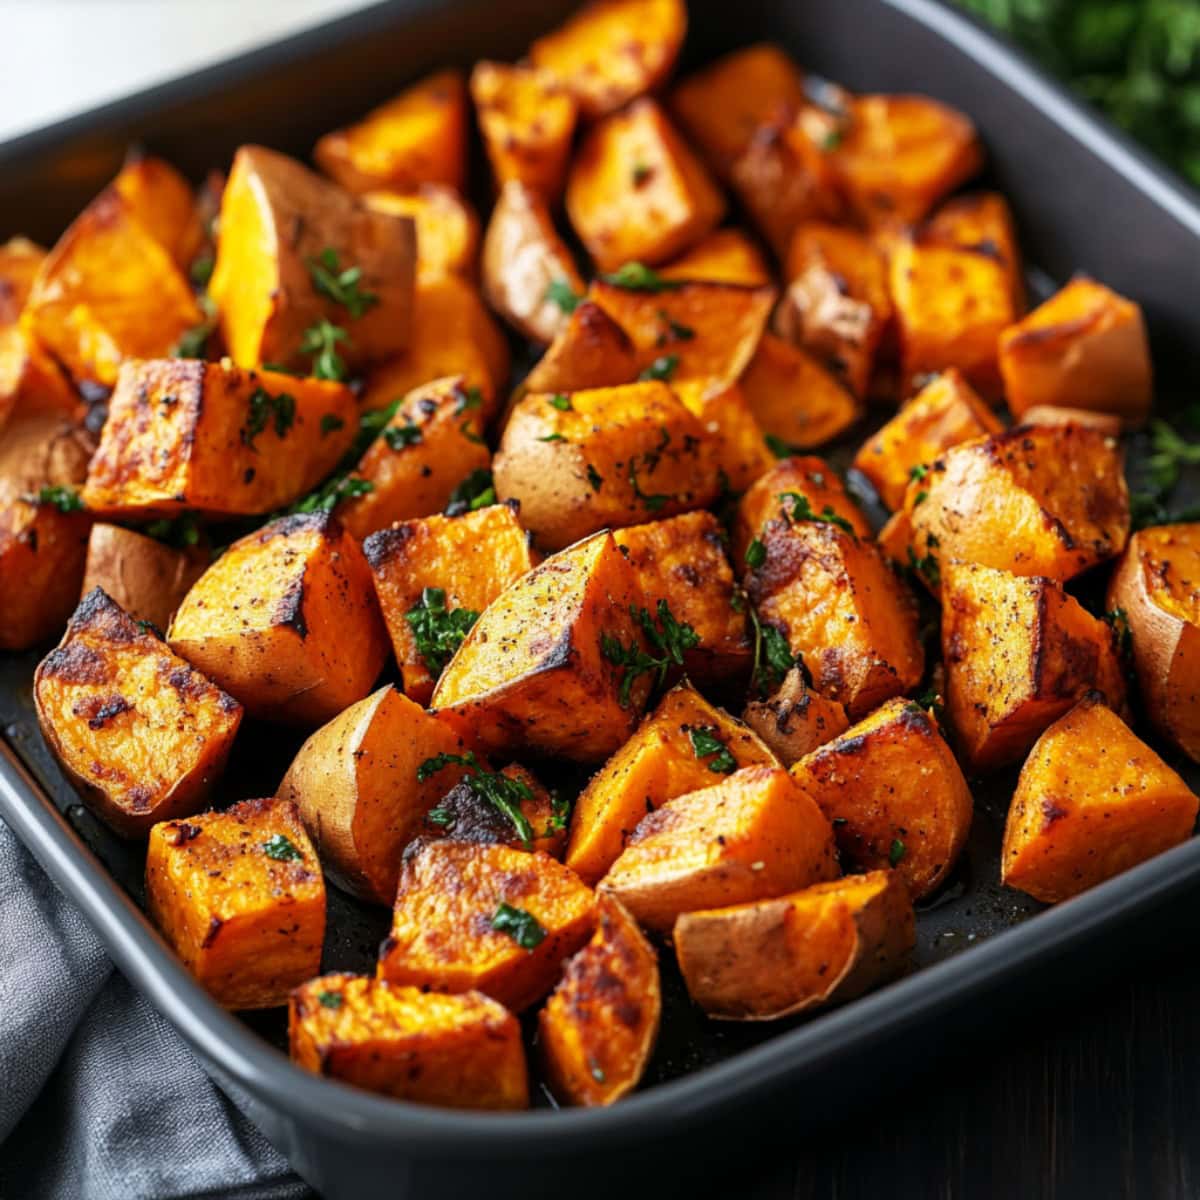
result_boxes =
[0,816,311,1200]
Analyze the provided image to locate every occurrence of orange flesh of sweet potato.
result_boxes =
[363,503,538,706]
[924,191,1025,313]
[0,237,46,327]
[145,797,324,1009]
[82,359,357,518]
[0,326,80,434]
[539,895,660,1105]
[1001,697,1199,903]
[290,974,528,1109]
[999,276,1152,427]
[658,229,773,287]
[671,378,774,494]
[111,155,204,270]
[742,667,850,767]
[674,869,914,1019]
[363,185,480,280]
[34,588,242,837]
[598,763,837,930]
[567,99,725,272]
[791,697,973,898]
[168,512,388,726]
[566,680,778,885]
[942,560,1128,771]
[431,531,652,761]
[378,839,596,1011]
[521,300,640,397]
[279,684,474,904]
[1019,405,1123,434]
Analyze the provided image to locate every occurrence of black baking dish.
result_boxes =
[2,1,1200,1197]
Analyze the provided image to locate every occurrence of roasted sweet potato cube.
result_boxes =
[168,512,387,726]
[363,503,538,706]
[111,155,204,270]
[0,411,94,495]
[0,326,79,433]
[521,300,640,397]
[924,191,1024,312]
[470,61,578,200]
[669,44,806,180]
[745,522,924,718]
[539,895,660,1105]
[599,764,836,930]
[659,229,772,287]
[494,381,721,552]
[23,189,201,388]
[791,698,972,898]
[431,531,651,761]
[851,369,1003,510]
[378,839,595,1011]
[363,185,479,279]
[335,376,492,540]
[778,222,893,398]
[566,681,777,885]
[1001,697,1199,903]
[567,99,725,271]
[903,424,1130,585]
[33,589,242,836]
[827,94,982,228]
[145,797,324,1009]
[671,379,774,493]
[739,333,861,452]
[613,511,750,685]
[588,279,775,388]
[82,359,358,518]
[315,69,467,194]
[942,561,1128,771]
[1108,524,1200,763]
[742,667,850,767]
[529,0,687,120]
[209,146,416,373]
[482,181,584,344]
[0,237,46,326]
[290,974,528,1109]
[999,277,1152,427]
[675,870,913,1019]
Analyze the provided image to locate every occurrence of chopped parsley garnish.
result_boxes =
[600,262,683,293]
[261,834,304,862]
[383,420,423,450]
[601,600,700,707]
[173,321,213,360]
[491,902,546,950]
[29,485,84,513]
[317,990,344,1010]
[764,433,801,459]
[544,279,581,315]
[628,460,670,512]
[1104,607,1133,657]
[300,318,350,381]
[747,602,798,696]
[189,254,214,289]
[417,751,535,848]
[1131,419,1200,529]
[306,247,378,319]
[778,492,856,535]
[241,387,296,447]
[538,432,567,443]
[548,393,573,412]
[144,514,201,548]
[638,353,680,383]
[909,464,929,483]
[320,414,346,436]
[889,838,906,867]
[586,463,604,492]
[657,310,694,344]
[445,468,495,516]
[404,587,479,675]
[454,386,484,415]
[745,538,767,569]
[547,792,572,834]
[688,726,737,774]
[292,474,374,514]
[907,540,941,588]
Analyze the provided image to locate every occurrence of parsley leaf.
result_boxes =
[544,279,581,314]
[241,387,296,447]
[688,725,738,774]
[417,750,535,848]
[745,537,767,569]
[491,902,546,950]
[548,393,573,412]
[445,468,495,516]
[317,990,343,1010]
[600,262,683,293]
[320,414,346,436]
[29,485,84,513]
[889,838,906,867]
[586,463,604,491]
[383,420,423,450]
[638,353,680,382]
[306,247,378,319]
[778,492,856,534]
[292,474,374,514]
[747,602,798,696]
[144,514,201,549]
[261,834,304,862]
[404,587,479,675]
[1104,606,1133,657]
[538,432,567,443]
[300,318,351,381]
[601,600,699,707]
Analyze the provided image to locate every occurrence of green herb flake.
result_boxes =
[748,605,797,696]
[317,990,344,1010]
[384,420,423,450]
[404,587,480,676]
[144,514,201,549]
[417,751,535,847]
[548,393,573,412]
[306,247,379,319]
[909,463,929,483]
[586,463,604,492]
[189,254,214,289]
[300,318,351,382]
[778,491,856,535]
[656,310,695,345]
[600,262,683,293]
[745,537,767,569]
[688,725,737,774]
[292,474,375,515]
[1104,607,1133,656]
[538,432,568,443]
[261,834,304,862]
[638,353,680,383]
[445,468,496,516]
[29,485,84,513]
[320,414,346,436]
[889,838,906,867]
[547,792,572,834]
[764,433,800,459]
[491,902,546,950]
[454,386,484,416]
[544,279,581,315]
[907,545,941,589]
[601,599,700,707]
[241,387,296,447]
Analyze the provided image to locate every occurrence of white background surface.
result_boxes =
[0,0,372,143]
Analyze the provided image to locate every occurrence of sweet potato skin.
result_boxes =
[1001,697,1199,903]
[146,797,325,1009]
[742,667,850,767]
[34,588,242,837]
[290,974,528,1110]
[675,870,914,1020]
[378,839,596,1012]
[539,895,660,1105]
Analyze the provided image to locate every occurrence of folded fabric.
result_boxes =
[0,816,309,1200]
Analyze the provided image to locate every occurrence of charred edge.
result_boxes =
[38,643,111,686]
[126,785,154,814]
[202,915,224,948]
[362,524,416,570]
[75,694,132,730]
[164,821,203,847]
[536,627,575,672]
[1040,797,1070,830]
[274,576,308,639]
[261,509,336,542]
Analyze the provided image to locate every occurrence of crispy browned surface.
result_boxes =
[146,797,324,1009]
[363,185,479,280]
[658,229,772,287]
[521,301,639,397]
[290,974,528,1109]
[742,667,850,767]
[924,191,1025,313]
[670,379,774,494]
[34,588,242,836]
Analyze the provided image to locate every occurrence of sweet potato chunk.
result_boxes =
[658,229,773,287]
[1019,405,1122,434]
[567,99,725,271]
[1001,697,1199,903]
[0,326,79,433]
[671,378,774,493]
[470,61,578,200]
[902,423,1130,586]
[82,359,357,518]
[378,839,595,1011]
[529,0,686,120]
[1107,524,1200,763]
[279,684,473,903]
[110,155,204,270]
[146,797,324,1009]
[34,589,242,837]
[363,185,479,279]
[290,974,528,1109]
[315,69,467,193]
[851,369,1002,510]
[363,503,538,706]
[742,667,850,767]
[431,531,650,761]
[168,512,387,725]
[942,560,1128,770]
[209,146,415,373]
[335,376,492,541]
[791,698,972,898]
[924,191,1024,312]
[482,181,584,345]
[675,870,913,1020]
[739,333,861,452]
[539,895,660,1105]
[599,764,836,930]
[0,237,45,327]
[494,382,721,551]
[566,681,777,885]
[999,277,1152,427]
[521,300,640,396]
